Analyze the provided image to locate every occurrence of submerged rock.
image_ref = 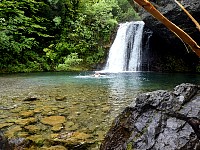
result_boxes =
[41,116,66,126]
[50,131,94,149]
[23,95,39,101]
[0,131,13,150]
[15,117,37,126]
[0,123,14,129]
[5,126,22,138]
[24,125,40,134]
[101,83,200,150]
[51,124,64,132]
[40,145,67,150]
[19,110,35,118]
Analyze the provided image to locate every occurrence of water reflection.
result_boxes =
[1,72,200,149]
[106,73,143,118]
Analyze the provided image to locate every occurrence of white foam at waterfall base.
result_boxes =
[102,21,145,73]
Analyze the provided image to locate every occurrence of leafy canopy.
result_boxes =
[0,0,140,72]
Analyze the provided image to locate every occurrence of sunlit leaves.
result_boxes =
[0,0,50,70]
[43,44,57,61]
[53,16,61,26]
[56,53,83,71]
[52,0,139,67]
[0,0,140,72]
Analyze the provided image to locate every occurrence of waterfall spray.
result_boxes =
[103,21,145,72]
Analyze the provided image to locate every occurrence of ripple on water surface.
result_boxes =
[1,72,200,149]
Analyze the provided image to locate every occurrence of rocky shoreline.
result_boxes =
[1,83,200,149]
[101,83,200,150]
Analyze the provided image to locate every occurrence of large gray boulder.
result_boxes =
[101,83,200,149]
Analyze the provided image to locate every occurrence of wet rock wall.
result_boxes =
[139,0,200,72]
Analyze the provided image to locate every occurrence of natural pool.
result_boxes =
[1,71,200,149]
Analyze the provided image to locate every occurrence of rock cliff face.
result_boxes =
[100,83,200,150]
[140,0,200,72]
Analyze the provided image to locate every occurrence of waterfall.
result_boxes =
[103,21,145,72]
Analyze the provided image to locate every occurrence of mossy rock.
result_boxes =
[51,124,63,132]
[0,123,14,129]
[51,132,93,148]
[40,145,67,150]
[15,117,37,126]
[24,125,40,134]
[41,116,66,126]
[27,134,45,147]
[19,110,35,118]
[33,107,43,113]
[5,125,22,138]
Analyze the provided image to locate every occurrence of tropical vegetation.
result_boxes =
[0,0,140,72]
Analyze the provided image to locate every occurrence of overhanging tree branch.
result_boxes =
[174,0,200,32]
[129,0,200,57]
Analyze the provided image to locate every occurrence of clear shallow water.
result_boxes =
[1,71,200,149]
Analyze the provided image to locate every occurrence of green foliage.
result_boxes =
[53,16,61,26]
[196,65,200,72]
[0,0,140,73]
[126,142,133,150]
[55,0,120,65]
[0,0,52,72]
[117,0,140,21]
[43,44,57,61]
[56,53,83,71]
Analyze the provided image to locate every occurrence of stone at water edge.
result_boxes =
[100,83,200,150]
[0,131,13,150]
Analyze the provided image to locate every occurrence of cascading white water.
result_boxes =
[103,21,145,72]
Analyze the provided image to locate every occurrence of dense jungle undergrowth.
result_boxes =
[0,0,140,73]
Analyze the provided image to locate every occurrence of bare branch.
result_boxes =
[131,0,200,57]
[174,0,200,32]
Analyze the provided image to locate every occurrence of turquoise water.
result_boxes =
[2,71,200,91]
[0,71,200,149]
